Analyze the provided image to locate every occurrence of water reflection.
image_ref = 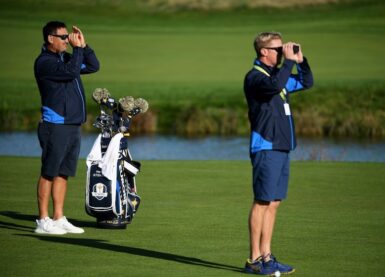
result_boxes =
[0,132,384,162]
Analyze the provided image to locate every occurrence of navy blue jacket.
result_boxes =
[34,44,100,125]
[244,58,313,153]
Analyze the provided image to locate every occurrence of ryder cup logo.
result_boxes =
[92,183,108,200]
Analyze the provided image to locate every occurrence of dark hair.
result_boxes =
[43,21,67,44]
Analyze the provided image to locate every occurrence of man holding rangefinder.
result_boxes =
[243,32,313,275]
[34,21,99,235]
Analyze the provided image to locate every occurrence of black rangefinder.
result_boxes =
[293,45,299,54]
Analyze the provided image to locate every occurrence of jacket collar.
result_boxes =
[41,44,65,61]
[253,59,273,73]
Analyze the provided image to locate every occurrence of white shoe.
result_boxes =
[54,216,84,234]
[35,217,67,235]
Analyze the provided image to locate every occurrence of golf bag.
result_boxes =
[85,88,148,228]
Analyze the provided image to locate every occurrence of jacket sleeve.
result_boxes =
[35,48,85,81]
[80,45,100,74]
[285,57,314,93]
[248,59,296,96]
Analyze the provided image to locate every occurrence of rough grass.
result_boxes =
[0,157,384,276]
[143,0,343,11]
[0,0,352,13]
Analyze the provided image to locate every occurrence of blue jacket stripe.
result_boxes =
[42,106,65,124]
[285,76,304,93]
[250,131,273,153]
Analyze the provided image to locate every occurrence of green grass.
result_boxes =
[0,0,384,136]
[0,157,384,276]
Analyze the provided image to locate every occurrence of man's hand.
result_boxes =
[283,42,303,63]
[69,26,86,48]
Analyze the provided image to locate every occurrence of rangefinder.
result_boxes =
[293,45,299,54]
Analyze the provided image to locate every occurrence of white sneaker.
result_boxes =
[54,216,84,234]
[35,217,67,235]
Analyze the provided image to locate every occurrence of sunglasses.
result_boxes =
[50,34,69,40]
[264,45,300,54]
[264,46,283,53]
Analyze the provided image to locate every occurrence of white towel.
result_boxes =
[86,134,102,168]
[100,133,123,181]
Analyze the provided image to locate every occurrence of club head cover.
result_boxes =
[119,96,135,112]
[93,88,111,104]
[134,98,149,113]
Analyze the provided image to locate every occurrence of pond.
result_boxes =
[0,132,384,162]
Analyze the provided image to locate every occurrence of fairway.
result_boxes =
[0,1,385,275]
[0,157,384,276]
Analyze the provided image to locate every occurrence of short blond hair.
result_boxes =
[254,32,282,57]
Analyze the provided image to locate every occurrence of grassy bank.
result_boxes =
[0,0,384,137]
[0,157,384,276]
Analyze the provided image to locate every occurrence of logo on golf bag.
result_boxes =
[92,183,108,200]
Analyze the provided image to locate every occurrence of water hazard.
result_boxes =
[0,132,384,162]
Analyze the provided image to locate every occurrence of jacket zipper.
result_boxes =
[75,78,86,122]
[288,115,294,150]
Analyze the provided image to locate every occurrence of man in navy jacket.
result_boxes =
[243,32,313,275]
[34,21,99,235]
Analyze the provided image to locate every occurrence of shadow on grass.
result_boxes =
[17,234,243,273]
[0,211,36,232]
[1,211,243,273]
[0,210,97,230]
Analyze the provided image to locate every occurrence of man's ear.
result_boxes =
[47,35,53,44]
[260,48,268,57]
